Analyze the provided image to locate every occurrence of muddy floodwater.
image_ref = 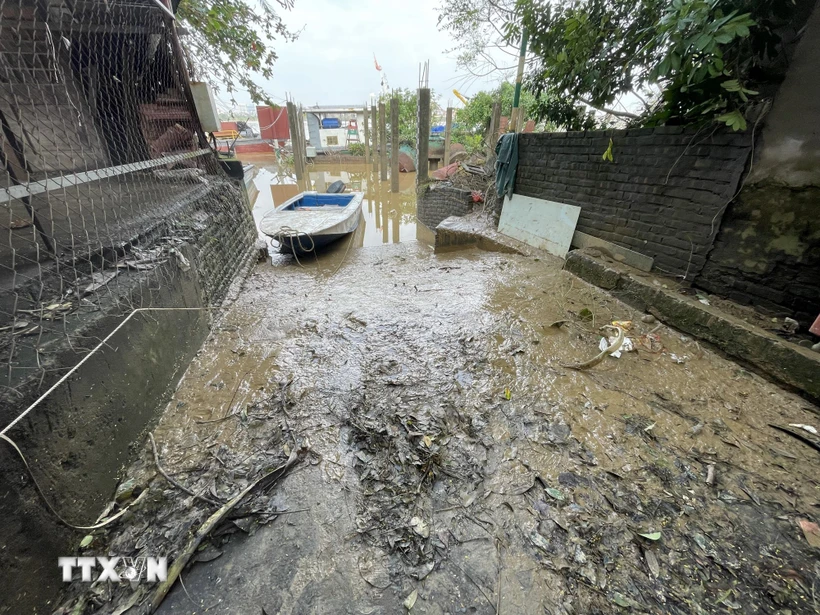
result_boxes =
[57,166,819,614]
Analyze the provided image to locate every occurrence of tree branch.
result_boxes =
[578,97,640,119]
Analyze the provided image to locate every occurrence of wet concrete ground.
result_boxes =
[69,234,820,615]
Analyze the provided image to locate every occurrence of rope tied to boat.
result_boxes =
[275,225,317,268]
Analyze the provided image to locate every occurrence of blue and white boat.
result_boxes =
[260,191,363,254]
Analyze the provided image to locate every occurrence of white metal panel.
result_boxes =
[498,194,581,258]
[190,82,221,133]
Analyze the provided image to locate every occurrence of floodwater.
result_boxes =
[56,221,820,613]
[242,155,424,255]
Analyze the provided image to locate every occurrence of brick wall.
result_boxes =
[417,184,474,230]
[515,128,752,277]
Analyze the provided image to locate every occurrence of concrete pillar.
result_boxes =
[489,102,501,151]
[443,107,453,166]
[299,105,308,181]
[371,104,378,172]
[379,102,388,181]
[416,88,430,183]
[390,97,400,193]
[286,101,297,177]
[363,106,371,166]
[286,101,304,181]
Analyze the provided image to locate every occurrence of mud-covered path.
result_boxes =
[68,242,819,614]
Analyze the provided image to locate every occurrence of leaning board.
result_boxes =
[498,194,581,258]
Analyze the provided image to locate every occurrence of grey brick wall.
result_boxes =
[515,128,752,277]
[417,184,474,230]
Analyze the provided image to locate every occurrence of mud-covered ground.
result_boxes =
[58,241,820,615]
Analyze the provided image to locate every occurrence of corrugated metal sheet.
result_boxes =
[257,105,289,141]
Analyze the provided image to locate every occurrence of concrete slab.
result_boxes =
[435,213,534,256]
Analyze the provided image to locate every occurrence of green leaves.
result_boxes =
[645,0,758,129]
[602,138,614,162]
[178,0,297,104]
[454,81,538,135]
[442,0,793,131]
[717,110,747,131]
[545,487,565,500]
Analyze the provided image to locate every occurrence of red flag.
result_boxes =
[373,54,382,71]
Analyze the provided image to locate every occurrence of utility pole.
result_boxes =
[443,107,453,166]
[510,27,528,133]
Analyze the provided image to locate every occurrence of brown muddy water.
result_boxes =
[53,167,820,614]
[242,156,428,253]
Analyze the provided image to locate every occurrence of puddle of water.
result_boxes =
[242,155,423,254]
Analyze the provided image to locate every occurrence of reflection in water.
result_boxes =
[244,155,420,252]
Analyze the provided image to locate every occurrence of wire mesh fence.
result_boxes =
[0,0,254,412]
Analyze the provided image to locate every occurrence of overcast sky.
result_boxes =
[216,0,506,110]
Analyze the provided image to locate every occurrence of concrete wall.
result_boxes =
[0,178,256,614]
[416,184,475,230]
[697,4,820,327]
[697,185,820,324]
[747,5,820,187]
[515,128,752,278]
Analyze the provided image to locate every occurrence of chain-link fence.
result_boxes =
[0,0,255,413]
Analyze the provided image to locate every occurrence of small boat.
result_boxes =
[259,191,363,254]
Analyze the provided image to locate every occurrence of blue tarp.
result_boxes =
[495,132,519,200]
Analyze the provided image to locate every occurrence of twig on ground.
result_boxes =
[768,424,820,454]
[223,368,254,418]
[451,561,497,611]
[178,571,219,611]
[148,433,222,506]
[194,413,238,425]
[141,446,308,614]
